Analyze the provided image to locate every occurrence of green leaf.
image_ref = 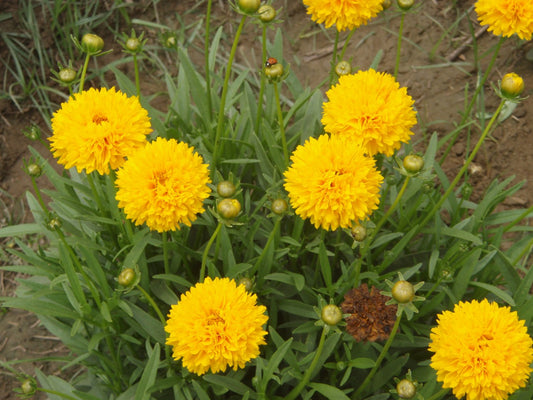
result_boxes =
[308,383,350,400]
[203,375,255,398]
[258,337,293,394]
[347,358,375,369]
[469,281,515,306]
[0,223,44,237]
[135,343,161,400]
[441,225,483,245]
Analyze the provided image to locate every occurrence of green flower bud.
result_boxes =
[47,217,62,230]
[81,33,104,54]
[21,379,36,395]
[217,180,236,198]
[118,268,136,287]
[397,0,414,10]
[396,379,416,399]
[217,198,242,219]
[265,63,284,80]
[321,304,343,326]
[382,0,393,9]
[58,67,77,84]
[335,60,352,77]
[27,163,42,178]
[351,225,367,242]
[403,154,424,174]
[258,5,276,22]
[501,72,524,98]
[238,0,261,14]
[238,277,253,291]
[461,183,473,199]
[392,280,415,303]
[126,37,142,52]
[23,124,41,141]
[271,198,288,215]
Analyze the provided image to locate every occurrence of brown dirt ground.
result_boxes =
[1,0,533,397]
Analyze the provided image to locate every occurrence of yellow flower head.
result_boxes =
[165,277,268,375]
[322,69,417,156]
[115,137,211,232]
[429,299,533,400]
[302,0,383,32]
[50,87,151,175]
[475,0,533,40]
[284,134,383,231]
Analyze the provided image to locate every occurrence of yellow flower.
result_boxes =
[475,0,533,40]
[429,299,533,400]
[50,87,151,175]
[284,134,383,231]
[165,277,268,375]
[322,69,417,156]
[115,138,211,232]
[302,0,383,32]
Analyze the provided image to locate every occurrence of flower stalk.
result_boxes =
[273,81,289,167]
[200,222,223,282]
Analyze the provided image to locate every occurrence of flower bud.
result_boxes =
[23,124,41,141]
[271,198,288,215]
[321,304,343,326]
[392,280,415,303]
[21,379,36,395]
[47,217,62,230]
[501,72,524,98]
[238,277,253,291]
[382,0,393,9]
[397,0,414,10]
[238,0,261,14]
[58,67,77,84]
[461,183,473,199]
[118,268,137,287]
[81,33,104,54]
[335,60,352,77]
[265,63,284,80]
[396,379,416,399]
[351,225,367,242]
[27,163,42,178]
[217,198,242,219]
[258,5,276,22]
[126,37,142,52]
[403,154,424,174]
[217,180,236,198]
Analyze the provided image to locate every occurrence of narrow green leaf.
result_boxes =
[469,281,515,306]
[308,383,350,400]
[135,343,161,400]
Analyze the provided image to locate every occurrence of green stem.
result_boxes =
[394,12,406,79]
[37,388,79,400]
[162,231,170,274]
[339,28,356,61]
[200,222,223,282]
[212,15,247,173]
[30,176,50,219]
[78,53,91,93]
[273,82,289,167]
[440,36,504,164]
[419,99,505,230]
[255,24,268,134]
[137,284,166,325]
[205,0,213,119]
[286,326,328,400]
[133,53,140,98]
[373,176,410,241]
[329,30,340,87]
[87,172,105,213]
[352,310,402,399]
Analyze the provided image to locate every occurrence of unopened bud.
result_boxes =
[58,68,77,84]
[397,0,414,11]
[81,33,104,54]
[126,37,141,52]
[351,225,367,242]
[392,280,415,303]
[271,198,288,215]
[238,277,253,291]
[217,181,236,198]
[27,163,42,178]
[403,154,424,174]
[321,304,343,326]
[396,379,416,399]
[23,124,41,141]
[217,198,242,219]
[238,0,261,14]
[118,268,136,287]
[258,5,276,22]
[335,61,352,77]
[501,72,524,98]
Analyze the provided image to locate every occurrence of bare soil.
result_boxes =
[1,0,533,397]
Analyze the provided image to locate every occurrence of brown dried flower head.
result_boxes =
[341,283,397,342]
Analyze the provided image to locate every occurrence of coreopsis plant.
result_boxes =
[1,2,533,400]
